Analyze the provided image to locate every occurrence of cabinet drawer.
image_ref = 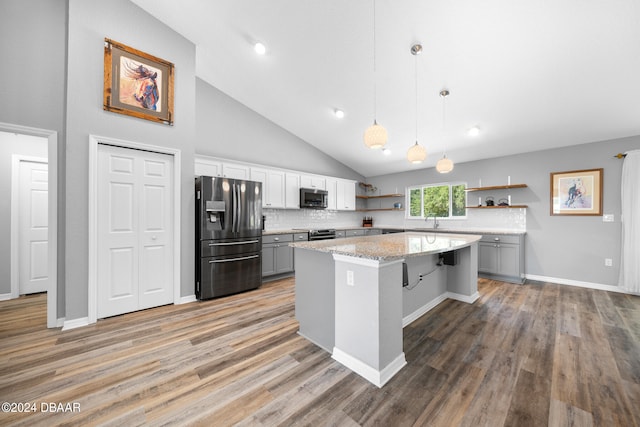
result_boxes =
[293,232,308,242]
[480,234,521,245]
[263,234,293,244]
[346,229,366,237]
[335,230,346,238]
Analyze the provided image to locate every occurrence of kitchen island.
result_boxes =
[291,231,481,387]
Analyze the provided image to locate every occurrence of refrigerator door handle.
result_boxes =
[208,254,260,264]
[232,183,238,234]
[208,240,259,246]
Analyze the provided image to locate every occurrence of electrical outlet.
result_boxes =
[347,270,354,286]
[603,214,614,222]
[605,258,613,267]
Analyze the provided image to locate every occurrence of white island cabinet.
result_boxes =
[291,232,481,387]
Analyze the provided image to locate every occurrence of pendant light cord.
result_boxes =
[442,92,446,155]
[414,52,418,142]
[373,0,378,122]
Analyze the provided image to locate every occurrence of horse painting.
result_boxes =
[119,58,162,112]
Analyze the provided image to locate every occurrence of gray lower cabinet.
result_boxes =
[478,234,525,283]
[335,230,346,238]
[365,228,382,236]
[346,229,366,237]
[262,233,307,277]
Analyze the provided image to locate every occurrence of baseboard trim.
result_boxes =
[332,347,406,388]
[0,293,12,301]
[62,317,90,331]
[177,295,197,304]
[524,274,634,294]
[402,291,479,327]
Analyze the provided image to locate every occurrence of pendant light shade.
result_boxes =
[436,155,454,173]
[364,121,388,149]
[407,142,427,164]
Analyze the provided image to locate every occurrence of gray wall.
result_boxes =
[0,132,48,294]
[64,0,196,320]
[367,136,640,287]
[0,0,67,313]
[196,78,363,181]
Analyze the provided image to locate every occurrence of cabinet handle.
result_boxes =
[274,237,279,241]
[494,237,500,241]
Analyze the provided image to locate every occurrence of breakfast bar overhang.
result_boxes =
[291,232,482,387]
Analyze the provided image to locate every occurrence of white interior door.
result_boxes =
[97,144,174,318]
[18,160,48,295]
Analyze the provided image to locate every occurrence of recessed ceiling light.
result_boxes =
[254,42,266,55]
[468,126,480,137]
[334,109,345,119]
[382,148,391,156]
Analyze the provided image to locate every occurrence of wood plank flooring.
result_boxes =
[1,278,639,426]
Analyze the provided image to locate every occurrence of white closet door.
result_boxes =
[18,161,48,295]
[97,144,174,318]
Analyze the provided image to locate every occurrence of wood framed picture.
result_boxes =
[550,168,603,216]
[103,38,174,125]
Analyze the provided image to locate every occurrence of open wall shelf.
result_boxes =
[465,184,527,192]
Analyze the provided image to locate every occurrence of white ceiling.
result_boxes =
[132,0,640,177]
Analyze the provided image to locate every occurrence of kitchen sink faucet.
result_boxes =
[426,213,439,229]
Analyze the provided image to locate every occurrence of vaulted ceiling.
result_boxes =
[132,0,640,177]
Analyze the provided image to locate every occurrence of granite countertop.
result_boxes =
[289,232,482,261]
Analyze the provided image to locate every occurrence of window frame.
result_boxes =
[406,181,467,219]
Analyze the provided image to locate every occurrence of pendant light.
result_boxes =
[436,89,454,173]
[363,0,387,149]
[407,44,426,164]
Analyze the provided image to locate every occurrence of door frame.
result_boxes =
[11,155,48,297]
[88,135,181,324]
[0,122,58,328]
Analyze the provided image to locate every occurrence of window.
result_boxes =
[407,182,467,219]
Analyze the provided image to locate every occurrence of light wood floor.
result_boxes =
[1,278,639,426]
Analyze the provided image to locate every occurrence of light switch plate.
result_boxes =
[603,214,614,222]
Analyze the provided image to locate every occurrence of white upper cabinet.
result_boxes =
[251,167,286,208]
[194,158,222,177]
[325,177,337,210]
[300,174,326,190]
[222,162,250,180]
[336,179,356,211]
[285,173,300,209]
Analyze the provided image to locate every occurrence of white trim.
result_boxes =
[332,347,407,388]
[178,295,197,304]
[0,122,57,328]
[88,135,182,325]
[11,155,48,300]
[62,317,89,331]
[525,274,637,295]
[0,293,12,301]
[447,290,480,304]
[403,293,448,327]
[402,291,480,327]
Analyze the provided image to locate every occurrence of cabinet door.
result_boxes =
[194,158,222,177]
[266,170,285,208]
[250,168,268,205]
[285,173,300,209]
[336,180,356,210]
[300,174,326,190]
[262,245,276,276]
[497,243,520,278]
[478,242,497,273]
[325,178,337,210]
[222,162,250,180]
[274,244,293,274]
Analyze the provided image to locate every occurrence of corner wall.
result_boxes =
[366,136,640,287]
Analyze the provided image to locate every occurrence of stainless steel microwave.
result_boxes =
[300,187,328,209]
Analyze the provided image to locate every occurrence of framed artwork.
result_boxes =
[550,168,603,216]
[103,38,174,125]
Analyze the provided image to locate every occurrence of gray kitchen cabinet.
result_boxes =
[478,234,525,283]
[262,234,295,277]
[346,229,366,237]
[365,228,382,235]
[335,230,346,238]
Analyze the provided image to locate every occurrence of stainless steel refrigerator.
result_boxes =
[196,176,263,299]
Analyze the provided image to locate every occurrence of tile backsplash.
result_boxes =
[264,209,362,230]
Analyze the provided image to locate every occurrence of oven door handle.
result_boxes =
[208,240,259,246]
[208,254,259,264]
